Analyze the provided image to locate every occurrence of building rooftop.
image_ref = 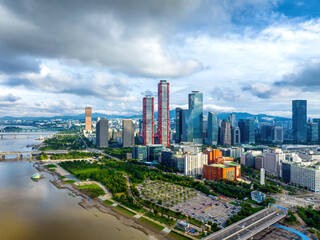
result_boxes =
[209,164,228,168]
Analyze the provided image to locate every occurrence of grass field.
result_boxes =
[72,168,99,175]
[102,199,114,206]
[77,184,104,198]
[64,180,76,184]
[167,230,192,240]
[138,217,164,232]
[145,211,176,226]
[44,164,57,168]
[113,205,136,217]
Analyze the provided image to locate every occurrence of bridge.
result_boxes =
[0,150,71,160]
[0,133,55,139]
[203,207,287,240]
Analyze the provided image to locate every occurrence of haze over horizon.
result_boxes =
[0,0,319,118]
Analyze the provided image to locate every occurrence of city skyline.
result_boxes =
[0,0,319,118]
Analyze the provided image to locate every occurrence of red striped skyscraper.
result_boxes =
[157,80,170,147]
[143,95,154,145]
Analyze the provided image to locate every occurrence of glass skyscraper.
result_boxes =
[188,91,203,144]
[207,112,218,145]
[238,118,255,144]
[143,95,154,145]
[157,80,170,147]
[292,100,307,143]
[175,107,183,143]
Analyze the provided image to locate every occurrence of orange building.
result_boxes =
[85,107,92,131]
[203,148,222,164]
[203,162,241,181]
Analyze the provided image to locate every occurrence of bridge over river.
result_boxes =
[0,150,74,160]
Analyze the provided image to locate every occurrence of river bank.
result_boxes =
[38,161,170,240]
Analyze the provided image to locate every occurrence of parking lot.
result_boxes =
[169,193,242,227]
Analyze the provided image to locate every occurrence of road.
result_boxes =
[204,207,287,240]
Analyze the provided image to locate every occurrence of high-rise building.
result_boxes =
[291,164,320,192]
[228,114,236,129]
[292,100,307,143]
[157,80,170,147]
[260,168,265,185]
[231,127,241,145]
[133,146,148,161]
[238,119,246,143]
[175,107,183,143]
[263,148,285,177]
[122,119,135,147]
[143,95,154,145]
[186,91,203,144]
[220,119,231,146]
[272,126,283,143]
[207,112,219,145]
[245,119,255,144]
[307,122,319,142]
[85,106,92,131]
[96,118,109,147]
[182,109,192,142]
[313,118,320,142]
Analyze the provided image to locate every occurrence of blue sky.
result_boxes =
[0,0,319,118]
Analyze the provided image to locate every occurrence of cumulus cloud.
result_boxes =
[204,104,235,113]
[274,60,320,90]
[0,93,22,107]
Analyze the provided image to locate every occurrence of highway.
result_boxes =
[204,207,287,240]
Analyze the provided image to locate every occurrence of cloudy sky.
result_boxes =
[0,0,319,118]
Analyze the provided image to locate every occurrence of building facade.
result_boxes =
[157,80,170,147]
[207,112,219,145]
[290,164,320,192]
[143,95,154,145]
[292,100,307,143]
[122,119,135,147]
[231,127,241,145]
[263,148,285,177]
[307,122,319,142]
[96,118,108,147]
[175,107,183,143]
[187,91,203,144]
[220,119,231,146]
[133,146,148,161]
[85,106,92,132]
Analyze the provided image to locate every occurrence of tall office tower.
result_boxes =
[182,109,192,142]
[188,91,203,144]
[292,100,307,143]
[238,119,246,143]
[231,127,241,145]
[272,126,283,143]
[122,119,135,147]
[228,114,236,129]
[220,119,231,146]
[157,80,170,147]
[307,122,319,142]
[245,119,255,144]
[85,106,92,131]
[313,118,320,142]
[175,107,183,143]
[143,95,154,145]
[260,168,265,185]
[96,118,109,147]
[207,112,219,145]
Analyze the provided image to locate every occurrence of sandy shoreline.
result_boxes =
[37,161,169,240]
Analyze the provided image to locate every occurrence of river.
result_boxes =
[0,127,149,240]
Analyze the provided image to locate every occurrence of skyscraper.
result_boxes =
[122,119,135,147]
[238,118,255,144]
[313,118,320,142]
[175,107,183,143]
[207,112,218,145]
[220,119,231,146]
[143,95,154,145]
[188,91,203,144]
[182,109,192,142]
[292,100,307,143]
[85,106,92,132]
[157,80,170,147]
[96,118,108,147]
[307,122,318,142]
[231,127,241,145]
[228,114,236,129]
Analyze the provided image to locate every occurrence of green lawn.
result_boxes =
[44,164,57,168]
[113,205,136,217]
[102,199,114,206]
[167,230,192,240]
[145,211,176,226]
[64,180,76,184]
[138,217,164,232]
[77,184,104,198]
[72,168,99,175]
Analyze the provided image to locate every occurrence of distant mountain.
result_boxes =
[0,111,290,122]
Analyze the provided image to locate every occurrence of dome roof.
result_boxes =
[32,173,41,179]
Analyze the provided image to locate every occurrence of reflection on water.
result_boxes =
[0,161,148,240]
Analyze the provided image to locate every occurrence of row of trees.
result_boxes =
[103,147,132,160]
[50,151,99,160]
[226,203,263,226]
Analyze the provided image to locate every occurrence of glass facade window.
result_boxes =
[143,96,154,145]
[208,112,218,145]
[158,80,170,147]
[188,91,203,144]
[292,100,307,143]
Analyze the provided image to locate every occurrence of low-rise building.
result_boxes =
[251,191,266,203]
[203,162,241,181]
[133,145,148,161]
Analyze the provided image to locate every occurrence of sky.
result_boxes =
[0,0,319,118]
